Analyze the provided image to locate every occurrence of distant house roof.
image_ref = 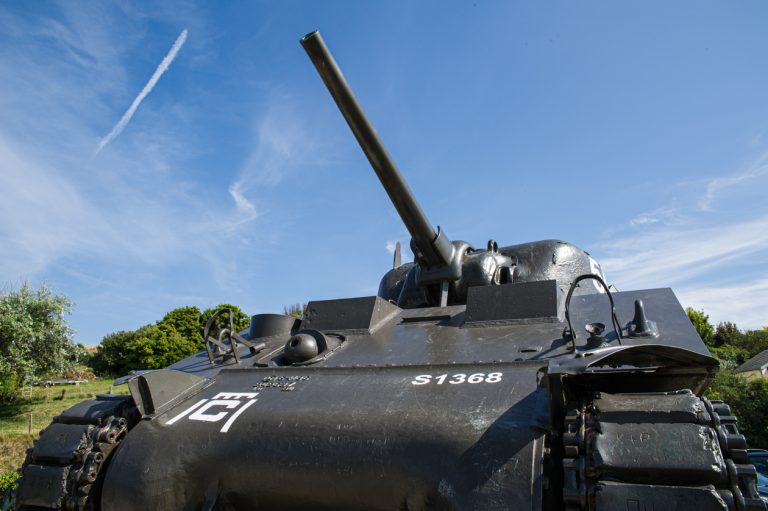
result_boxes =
[735,349,768,373]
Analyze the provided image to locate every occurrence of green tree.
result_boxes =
[157,306,203,348]
[706,369,768,448]
[73,343,90,366]
[714,321,741,347]
[92,304,251,376]
[90,330,139,376]
[709,343,749,370]
[123,325,199,370]
[0,283,80,393]
[732,328,768,361]
[92,324,202,376]
[686,307,714,346]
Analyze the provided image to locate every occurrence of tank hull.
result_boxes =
[102,363,546,510]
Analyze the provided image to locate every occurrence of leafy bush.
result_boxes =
[90,330,138,376]
[91,304,251,376]
[0,283,81,395]
[709,344,748,370]
[0,374,20,401]
[686,308,768,447]
[685,307,714,346]
[122,325,199,371]
[158,306,203,347]
[707,323,768,369]
[733,328,768,361]
[91,325,199,376]
[0,469,18,501]
[706,369,768,448]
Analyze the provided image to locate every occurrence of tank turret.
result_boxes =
[302,31,518,307]
[301,31,604,309]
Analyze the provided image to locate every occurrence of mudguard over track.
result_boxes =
[13,395,137,511]
[561,390,765,510]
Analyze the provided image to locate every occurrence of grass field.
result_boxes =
[0,379,128,472]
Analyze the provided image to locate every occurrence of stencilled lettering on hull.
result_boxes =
[253,375,311,392]
[165,392,258,433]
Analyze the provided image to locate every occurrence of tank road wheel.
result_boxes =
[561,391,766,511]
[11,394,137,511]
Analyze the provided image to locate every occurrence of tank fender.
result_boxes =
[548,344,719,376]
[547,345,719,396]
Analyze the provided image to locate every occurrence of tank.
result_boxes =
[10,31,766,511]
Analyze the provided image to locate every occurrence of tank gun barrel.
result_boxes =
[300,30,452,268]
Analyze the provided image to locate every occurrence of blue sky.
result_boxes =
[1,1,767,344]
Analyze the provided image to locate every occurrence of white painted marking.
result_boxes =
[588,256,606,293]
[165,398,208,425]
[189,399,240,422]
[411,372,504,385]
[212,391,258,400]
[220,398,257,433]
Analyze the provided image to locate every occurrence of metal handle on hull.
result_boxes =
[300,30,452,268]
[564,274,623,351]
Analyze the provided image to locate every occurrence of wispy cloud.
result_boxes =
[223,97,324,230]
[699,153,768,211]
[0,138,119,276]
[0,6,239,341]
[677,278,768,329]
[628,207,678,228]
[596,150,768,330]
[95,28,188,155]
[227,182,258,227]
[598,215,768,290]
[237,101,317,187]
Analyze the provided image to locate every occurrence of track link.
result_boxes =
[562,390,765,511]
[12,394,137,511]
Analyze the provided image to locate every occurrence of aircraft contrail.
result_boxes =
[95,28,188,156]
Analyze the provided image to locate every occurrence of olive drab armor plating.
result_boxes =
[11,31,765,511]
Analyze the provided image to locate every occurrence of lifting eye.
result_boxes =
[563,274,623,352]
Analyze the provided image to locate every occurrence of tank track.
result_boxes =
[12,394,137,511]
[562,390,765,510]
